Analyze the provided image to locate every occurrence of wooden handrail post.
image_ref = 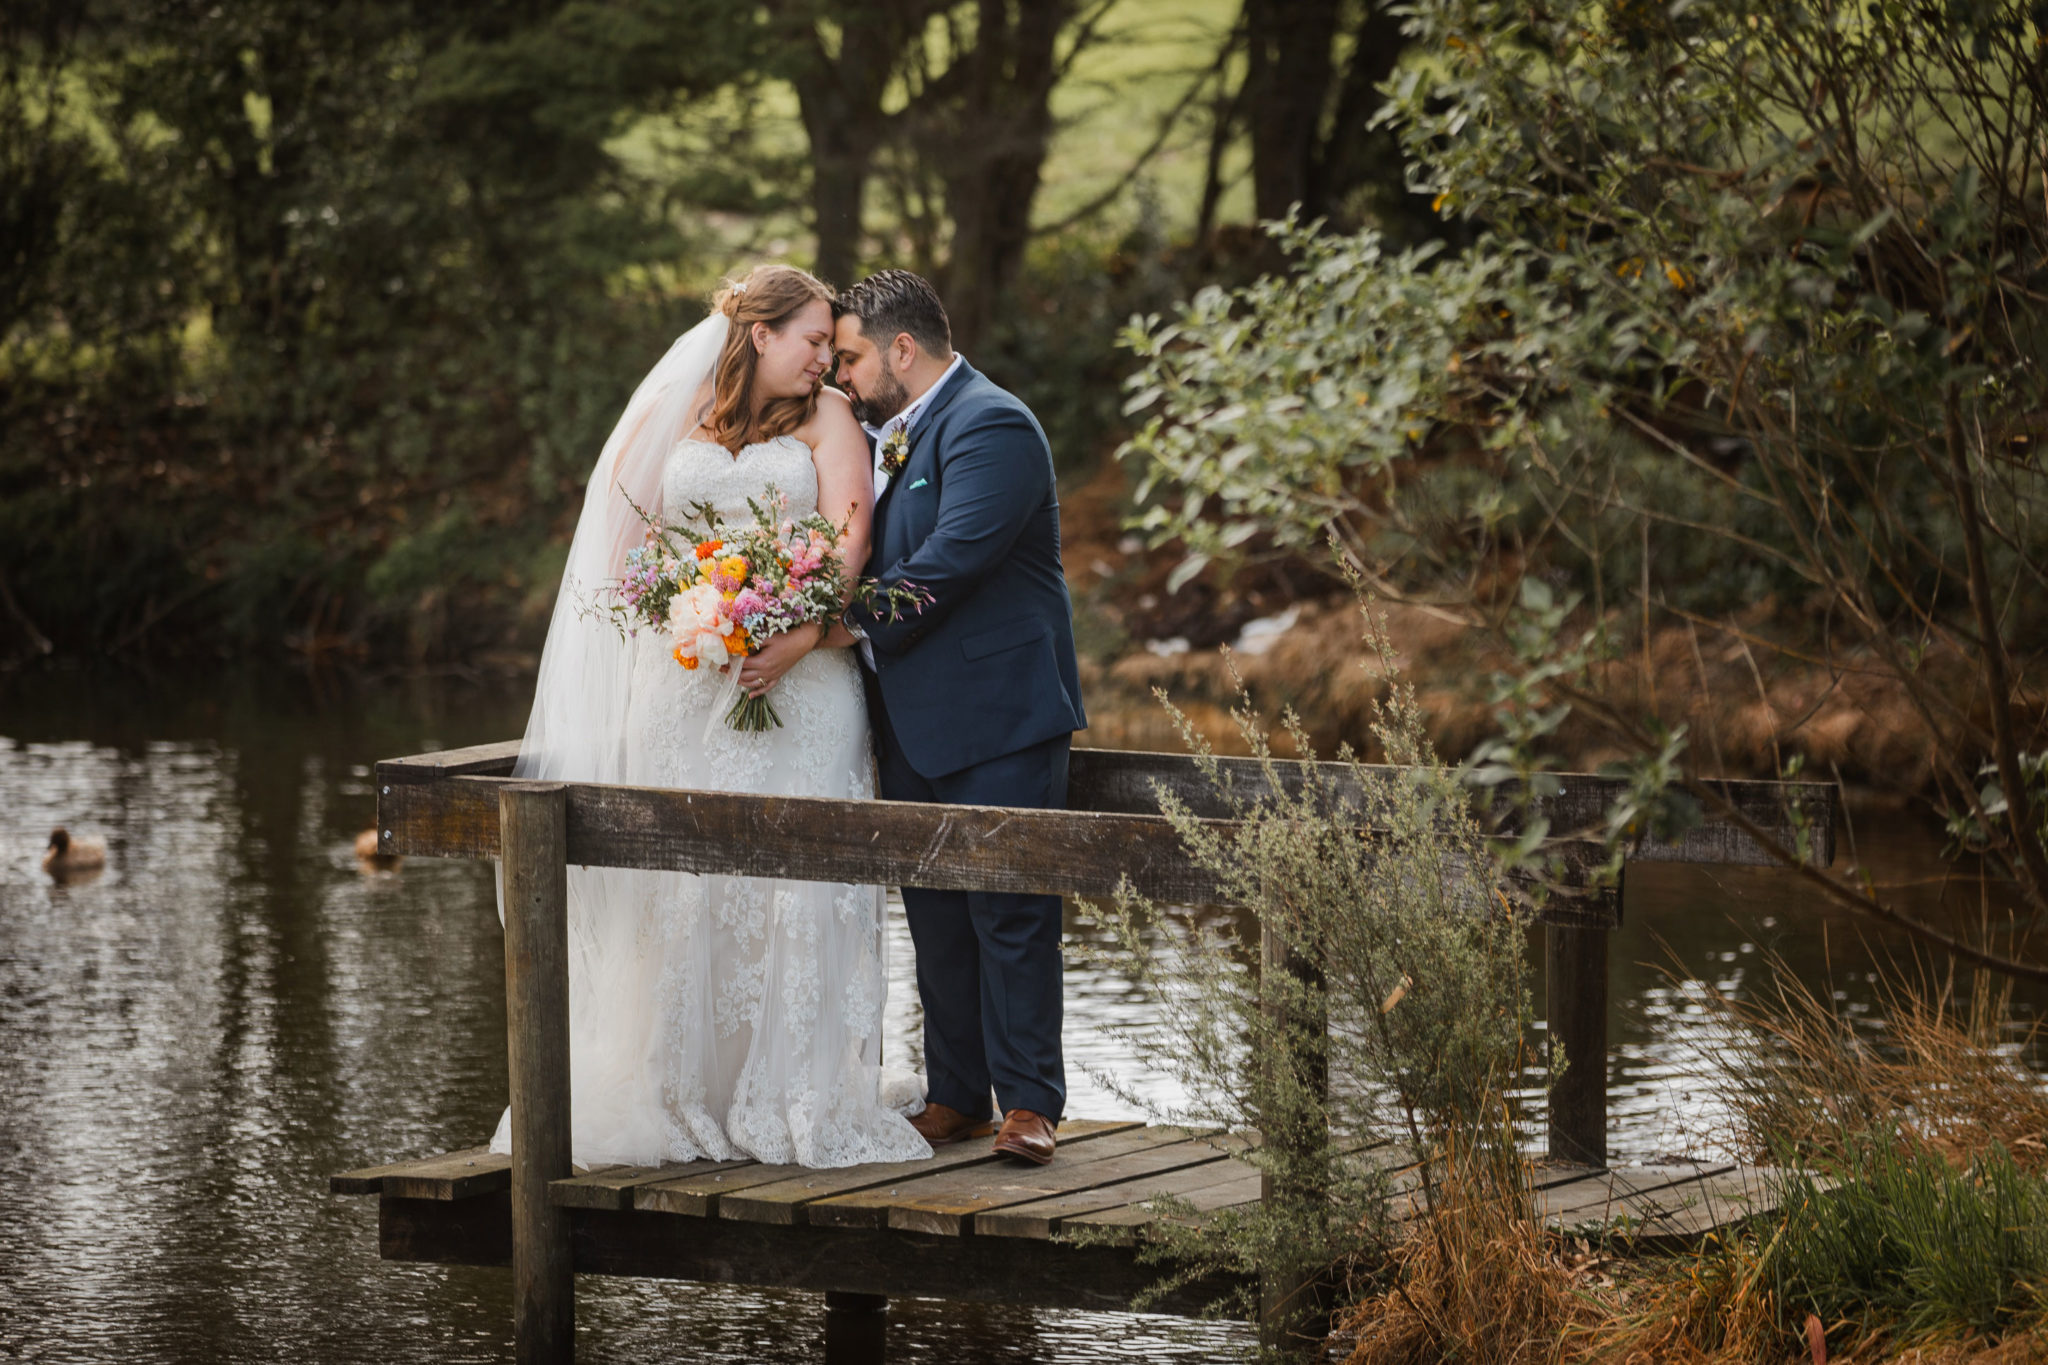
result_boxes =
[501,782,574,1364]
[1545,880,1612,1166]
[823,1291,887,1364]
[1258,915,1329,1358]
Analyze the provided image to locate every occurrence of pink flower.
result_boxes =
[731,588,768,620]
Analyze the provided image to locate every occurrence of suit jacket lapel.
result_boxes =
[905,359,979,464]
[877,361,978,551]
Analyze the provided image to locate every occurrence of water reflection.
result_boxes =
[1,664,2040,1363]
[0,667,1251,1363]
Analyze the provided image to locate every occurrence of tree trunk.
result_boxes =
[792,12,912,289]
[923,0,1068,352]
[1307,2,1424,235]
[1242,0,1340,223]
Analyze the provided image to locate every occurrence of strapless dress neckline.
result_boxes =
[676,433,811,460]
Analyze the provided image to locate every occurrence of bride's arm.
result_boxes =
[805,390,874,649]
[807,389,873,580]
[735,393,870,694]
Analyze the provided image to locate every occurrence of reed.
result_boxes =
[1594,956,2048,1363]
[1689,960,2048,1175]
[1332,1132,1592,1365]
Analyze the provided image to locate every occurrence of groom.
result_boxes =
[832,270,1087,1166]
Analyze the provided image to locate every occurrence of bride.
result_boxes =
[492,263,931,1169]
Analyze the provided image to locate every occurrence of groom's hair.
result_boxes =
[833,269,953,359]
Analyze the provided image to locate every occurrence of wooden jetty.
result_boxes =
[333,739,1834,1361]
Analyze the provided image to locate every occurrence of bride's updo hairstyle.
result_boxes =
[703,264,835,452]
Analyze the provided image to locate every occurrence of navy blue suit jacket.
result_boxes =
[850,361,1087,779]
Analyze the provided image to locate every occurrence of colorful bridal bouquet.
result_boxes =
[604,487,926,731]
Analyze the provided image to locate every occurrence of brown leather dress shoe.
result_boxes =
[909,1102,994,1146]
[991,1109,1057,1165]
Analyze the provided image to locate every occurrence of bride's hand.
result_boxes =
[734,623,825,697]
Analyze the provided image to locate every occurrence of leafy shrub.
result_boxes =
[1116,0,2048,979]
[1077,608,1537,1338]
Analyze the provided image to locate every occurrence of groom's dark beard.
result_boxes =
[849,366,909,429]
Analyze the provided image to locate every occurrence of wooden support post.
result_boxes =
[501,782,574,1365]
[1545,886,1611,1167]
[1258,916,1328,1358]
[823,1291,887,1364]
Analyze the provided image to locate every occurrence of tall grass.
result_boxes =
[1330,1134,1591,1365]
[1600,956,2048,1362]
[1690,962,2048,1176]
[1770,1140,2048,1342]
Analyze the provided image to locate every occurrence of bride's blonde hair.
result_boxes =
[703,264,835,452]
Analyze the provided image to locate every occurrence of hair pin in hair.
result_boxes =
[731,281,748,294]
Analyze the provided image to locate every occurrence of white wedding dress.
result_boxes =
[490,433,930,1169]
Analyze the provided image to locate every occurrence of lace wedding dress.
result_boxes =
[491,434,929,1169]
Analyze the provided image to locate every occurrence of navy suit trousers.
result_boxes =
[873,699,1069,1123]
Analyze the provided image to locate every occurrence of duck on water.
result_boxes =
[43,827,106,881]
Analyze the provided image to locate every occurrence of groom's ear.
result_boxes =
[890,331,920,373]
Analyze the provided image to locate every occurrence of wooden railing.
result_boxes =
[373,740,1835,1362]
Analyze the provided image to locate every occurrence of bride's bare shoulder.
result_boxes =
[799,388,863,446]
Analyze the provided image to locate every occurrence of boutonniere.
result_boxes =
[880,427,911,479]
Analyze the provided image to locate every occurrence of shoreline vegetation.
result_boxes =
[1099,614,2048,1364]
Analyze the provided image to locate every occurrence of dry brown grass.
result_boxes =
[1572,962,2048,1365]
[1332,1144,1595,1365]
[1687,960,2048,1175]
[1324,964,2048,1365]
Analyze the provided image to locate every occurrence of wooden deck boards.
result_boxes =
[334,1121,1792,1273]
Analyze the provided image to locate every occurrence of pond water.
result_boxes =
[1,664,2037,1364]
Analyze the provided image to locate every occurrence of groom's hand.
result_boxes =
[734,622,826,696]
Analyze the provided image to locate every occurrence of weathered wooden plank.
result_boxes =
[331,1145,498,1196]
[549,1161,752,1212]
[1547,919,1610,1166]
[798,1120,1147,1230]
[342,1148,514,1201]
[376,739,523,784]
[1068,747,1836,868]
[634,1161,800,1218]
[376,745,1832,890]
[500,782,573,1365]
[975,1135,1256,1238]
[380,1190,1252,1316]
[875,1129,1239,1237]
[1538,1162,1738,1230]
[1077,1139,1444,1244]
[717,1144,1030,1225]
[378,772,1619,926]
[1619,1166,1785,1246]
[382,775,1241,905]
[632,1125,1133,1220]
[714,1120,1140,1226]
[1064,1166,1269,1245]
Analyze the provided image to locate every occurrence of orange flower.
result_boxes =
[695,539,722,560]
[673,643,700,670]
[729,626,753,655]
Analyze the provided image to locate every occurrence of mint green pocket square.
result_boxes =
[907,477,929,490]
